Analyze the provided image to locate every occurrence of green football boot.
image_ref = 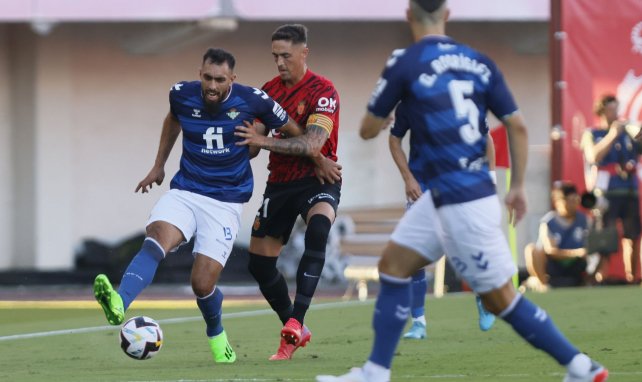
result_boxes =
[208,330,236,363]
[93,274,125,325]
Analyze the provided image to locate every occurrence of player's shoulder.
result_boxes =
[169,80,200,95]
[262,75,282,91]
[307,70,336,88]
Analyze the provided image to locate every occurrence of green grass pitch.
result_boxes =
[1,286,641,381]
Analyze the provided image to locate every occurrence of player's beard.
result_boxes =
[203,99,221,115]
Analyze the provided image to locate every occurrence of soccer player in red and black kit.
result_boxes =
[235,24,342,361]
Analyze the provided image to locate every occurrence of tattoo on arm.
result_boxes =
[262,125,329,156]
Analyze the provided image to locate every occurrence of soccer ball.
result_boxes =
[119,316,163,360]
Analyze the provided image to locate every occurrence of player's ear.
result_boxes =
[231,73,237,82]
[406,7,413,23]
[444,7,450,21]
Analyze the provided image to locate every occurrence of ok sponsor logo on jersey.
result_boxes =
[315,97,337,113]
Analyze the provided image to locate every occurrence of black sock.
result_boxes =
[292,215,331,324]
[247,252,292,325]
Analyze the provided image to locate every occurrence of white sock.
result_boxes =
[566,353,591,376]
[414,316,426,326]
[363,361,391,382]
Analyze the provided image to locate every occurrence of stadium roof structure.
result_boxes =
[1,0,549,23]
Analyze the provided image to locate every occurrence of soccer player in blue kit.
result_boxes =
[389,103,496,339]
[93,48,304,363]
[317,1,608,382]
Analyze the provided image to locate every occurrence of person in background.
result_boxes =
[581,94,641,284]
[523,181,590,291]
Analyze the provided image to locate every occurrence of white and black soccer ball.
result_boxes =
[119,316,163,360]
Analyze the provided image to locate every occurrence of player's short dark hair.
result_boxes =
[413,0,447,13]
[271,24,308,45]
[202,48,236,70]
[594,94,618,116]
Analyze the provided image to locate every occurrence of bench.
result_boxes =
[338,205,448,301]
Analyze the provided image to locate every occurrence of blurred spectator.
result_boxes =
[523,181,590,290]
[581,94,641,283]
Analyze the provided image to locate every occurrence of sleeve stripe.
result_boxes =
[307,113,334,135]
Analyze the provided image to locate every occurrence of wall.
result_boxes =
[0,20,551,269]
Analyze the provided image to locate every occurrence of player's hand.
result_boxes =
[313,156,342,185]
[504,187,527,226]
[135,167,165,193]
[405,178,423,202]
[235,120,267,147]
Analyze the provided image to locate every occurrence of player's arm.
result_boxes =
[582,124,623,164]
[540,221,586,259]
[360,112,388,140]
[235,117,323,156]
[389,134,422,202]
[502,112,528,225]
[135,111,181,193]
[486,133,497,184]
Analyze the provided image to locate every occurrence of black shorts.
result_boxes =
[546,258,587,287]
[252,177,341,244]
[604,193,641,239]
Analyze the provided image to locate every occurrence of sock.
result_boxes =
[292,215,331,324]
[413,316,427,326]
[410,269,427,319]
[501,294,579,365]
[118,238,164,310]
[368,273,411,369]
[247,252,292,324]
[566,353,592,376]
[196,287,224,337]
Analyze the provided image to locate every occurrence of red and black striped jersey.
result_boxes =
[262,69,340,183]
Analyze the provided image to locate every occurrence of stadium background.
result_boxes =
[0,0,638,286]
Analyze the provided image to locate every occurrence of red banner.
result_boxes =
[559,0,642,191]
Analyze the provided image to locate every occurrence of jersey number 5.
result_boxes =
[448,80,481,145]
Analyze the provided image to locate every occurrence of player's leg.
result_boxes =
[317,193,441,382]
[441,196,607,382]
[94,196,188,325]
[621,195,641,283]
[248,236,291,323]
[480,281,607,381]
[285,202,334,336]
[191,254,235,363]
[191,196,242,363]
[403,268,427,339]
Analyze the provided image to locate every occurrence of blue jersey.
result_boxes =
[589,128,639,192]
[169,81,288,203]
[390,102,427,192]
[540,211,588,251]
[369,36,518,207]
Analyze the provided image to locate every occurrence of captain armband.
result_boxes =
[307,114,334,136]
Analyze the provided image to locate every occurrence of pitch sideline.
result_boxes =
[0,299,372,342]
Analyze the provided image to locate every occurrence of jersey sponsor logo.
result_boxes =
[273,102,287,121]
[202,126,230,154]
[315,97,337,113]
[297,101,306,115]
[192,109,201,118]
[368,77,388,107]
[227,108,240,119]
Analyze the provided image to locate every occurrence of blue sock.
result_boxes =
[410,269,427,318]
[196,287,224,337]
[118,238,164,310]
[368,273,411,369]
[501,294,579,365]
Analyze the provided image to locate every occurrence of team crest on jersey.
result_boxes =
[227,109,240,119]
[192,109,201,118]
[297,101,306,115]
